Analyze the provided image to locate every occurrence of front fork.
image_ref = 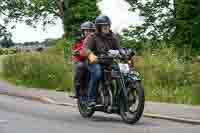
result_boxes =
[118,72,129,111]
[118,72,141,111]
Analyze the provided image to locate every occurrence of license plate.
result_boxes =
[118,63,130,73]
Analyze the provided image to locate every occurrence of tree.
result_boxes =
[125,0,200,53]
[124,0,175,41]
[0,0,63,40]
[63,0,100,37]
[0,0,99,38]
[192,0,200,51]
[0,0,63,26]
[0,24,11,40]
[174,0,200,55]
[0,37,14,48]
[175,0,193,47]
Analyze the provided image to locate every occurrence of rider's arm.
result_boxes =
[83,34,96,56]
[83,34,97,63]
[113,34,120,49]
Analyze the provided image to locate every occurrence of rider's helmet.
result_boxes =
[95,15,111,25]
[95,15,111,32]
[80,21,96,31]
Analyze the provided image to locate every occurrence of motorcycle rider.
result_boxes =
[84,15,120,107]
[72,21,96,98]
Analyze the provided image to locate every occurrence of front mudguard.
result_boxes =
[126,73,142,89]
[127,73,141,82]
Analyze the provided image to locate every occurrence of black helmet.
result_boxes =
[80,21,95,30]
[95,15,111,25]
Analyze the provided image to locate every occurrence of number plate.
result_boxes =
[118,63,130,73]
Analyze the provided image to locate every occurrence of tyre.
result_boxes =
[77,98,95,118]
[120,81,145,124]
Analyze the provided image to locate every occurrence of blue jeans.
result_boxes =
[88,64,102,102]
[74,61,88,97]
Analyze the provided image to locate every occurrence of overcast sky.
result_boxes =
[4,0,142,43]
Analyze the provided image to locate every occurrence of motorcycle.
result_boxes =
[77,49,145,124]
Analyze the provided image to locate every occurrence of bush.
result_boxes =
[0,48,17,55]
[46,38,73,60]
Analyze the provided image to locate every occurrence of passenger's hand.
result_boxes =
[88,52,97,64]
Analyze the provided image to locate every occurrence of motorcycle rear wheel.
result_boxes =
[77,98,95,118]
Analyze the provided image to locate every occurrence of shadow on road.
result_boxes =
[88,115,145,126]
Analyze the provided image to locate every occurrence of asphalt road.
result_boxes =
[0,95,199,133]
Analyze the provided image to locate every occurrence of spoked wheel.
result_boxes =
[120,81,145,124]
[77,97,95,118]
[98,82,113,107]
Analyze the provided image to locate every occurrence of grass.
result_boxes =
[134,45,200,105]
[2,52,74,92]
[1,39,74,92]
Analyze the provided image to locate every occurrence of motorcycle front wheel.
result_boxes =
[120,81,145,124]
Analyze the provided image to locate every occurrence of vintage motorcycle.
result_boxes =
[77,49,145,124]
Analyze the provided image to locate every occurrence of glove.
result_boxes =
[88,52,97,64]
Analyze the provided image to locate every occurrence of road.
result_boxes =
[0,95,199,133]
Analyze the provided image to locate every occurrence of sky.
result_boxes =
[4,0,142,43]
[98,0,142,32]
[9,19,64,43]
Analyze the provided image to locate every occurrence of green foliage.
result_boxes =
[119,34,172,54]
[46,38,73,61]
[174,0,200,55]
[0,48,17,55]
[0,0,60,25]
[175,0,193,47]
[0,0,61,39]
[63,0,100,35]
[192,0,200,53]
[0,37,14,48]
[124,0,200,55]
[1,0,99,39]
[0,24,11,39]
[125,0,175,41]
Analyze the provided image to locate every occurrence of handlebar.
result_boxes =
[97,55,129,60]
[97,48,135,61]
[96,54,130,65]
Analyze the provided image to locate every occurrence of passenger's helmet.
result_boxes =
[80,21,95,30]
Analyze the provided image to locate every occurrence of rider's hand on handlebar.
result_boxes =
[88,52,97,64]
